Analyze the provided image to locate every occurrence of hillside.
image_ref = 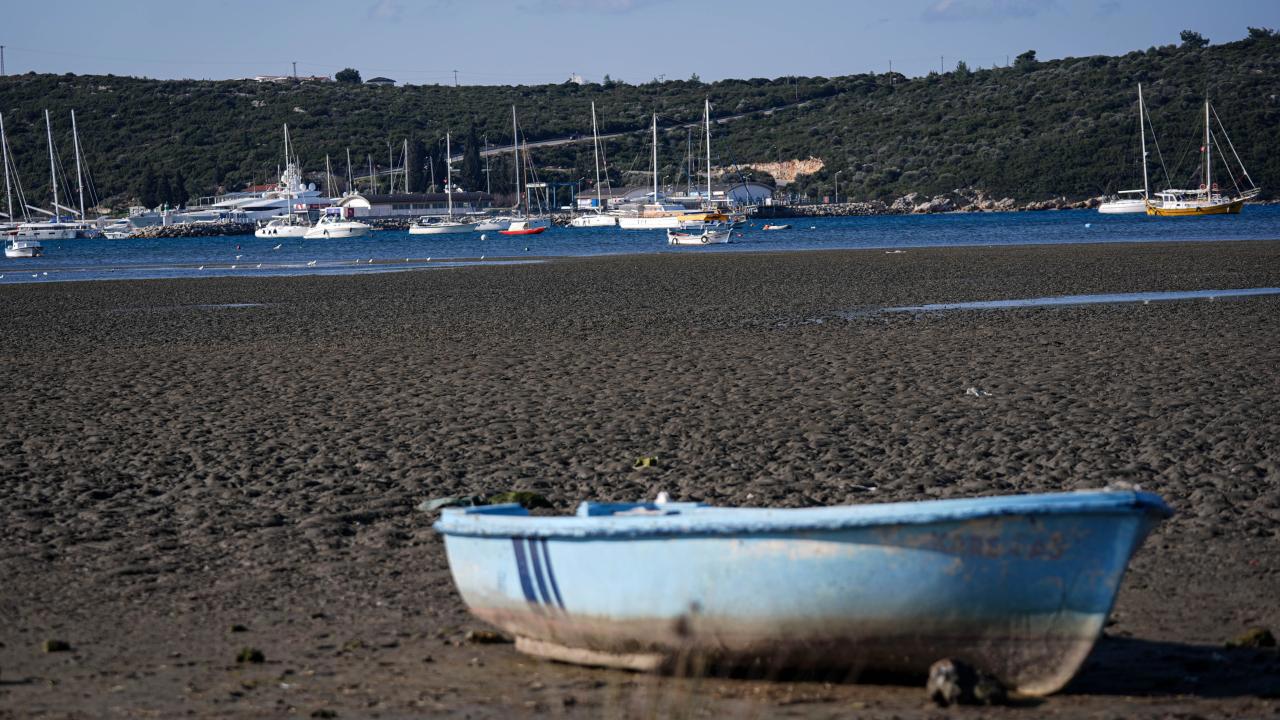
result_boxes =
[1,32,1277,212]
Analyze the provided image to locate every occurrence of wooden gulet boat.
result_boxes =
[1145,94,1260,217]
[436,489,1171,696]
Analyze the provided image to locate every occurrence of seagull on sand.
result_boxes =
[198,266,204,270]
[256,263,262,269]
[235,254,243,260]
[307,260,317,267]
[272,243,282,250]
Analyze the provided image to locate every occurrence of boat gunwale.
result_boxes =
[434,490,1171,539]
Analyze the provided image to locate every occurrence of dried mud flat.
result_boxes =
[1,240,1278,719]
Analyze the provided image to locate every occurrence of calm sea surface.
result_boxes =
[3,206,1279,285]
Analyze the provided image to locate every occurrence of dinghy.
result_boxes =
[436,489,1170,696]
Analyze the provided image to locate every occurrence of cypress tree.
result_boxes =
[461,123,483,192]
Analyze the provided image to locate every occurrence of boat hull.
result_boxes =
[1096,201,1147,214]
[1146,198,1243,216]
[500,227,546,236]
[254,226,309,239]
[303,224,370,240]
[438,491,1169,696]
[409,222,479,235]
[569,214,618,228]
[618,215,683,230]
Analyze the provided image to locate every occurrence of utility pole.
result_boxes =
[941,56,944,74]
[889,60,894,86]
[834,170,843,205]
[453,69,459,87]
[292,61,297,80]
[483,135,491,195]
[1,46,5,76]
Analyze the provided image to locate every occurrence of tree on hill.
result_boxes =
[335,68,361,84]
[1180,30,1209,49]
[461,124,483,192]
[954,60,971,78]
[135,166,159,209]
[172,169,188,206]
[1014,50,1038,71]
[404,138,424,193]
[1248,26,1276,39]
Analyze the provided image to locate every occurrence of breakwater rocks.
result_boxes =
[131,222,255,239]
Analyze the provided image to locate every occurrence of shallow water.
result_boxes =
[2,205,1278,284]
[884,287,1280,312]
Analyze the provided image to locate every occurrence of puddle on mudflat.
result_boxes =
[882,287,1280,313]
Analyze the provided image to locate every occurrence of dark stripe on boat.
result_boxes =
[527,537,553,607]
[511,538,538,604]
[539,539,567,611]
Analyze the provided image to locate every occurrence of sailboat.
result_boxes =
[2,112,43,258]
[677,99,732,228]
[15,110,85,242]
[570,102,618,228]
[1098,86,1152,215]
[410,132,480,235]
[500,107,548,236]
[618,114,688,230]
[1146,95,1260,216]
[255,125,311,238]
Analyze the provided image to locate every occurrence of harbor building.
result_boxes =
[335,192,493,218]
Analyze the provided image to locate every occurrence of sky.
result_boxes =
[2,0,1277,84]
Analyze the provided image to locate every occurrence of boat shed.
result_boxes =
[335,192,493,218]
[365,77,397,86]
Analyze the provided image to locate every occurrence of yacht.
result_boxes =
[1145,93,1259,217]
[475,215,517,232]
[1098,190,1148,214]
[255,213,310,239]
[303,208,370,239]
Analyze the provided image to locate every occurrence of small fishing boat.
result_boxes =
[436,489,1170,696]
[667,223,730,245]
[762,223,791,230]
[4,237,43,258]
[500,219,547,236]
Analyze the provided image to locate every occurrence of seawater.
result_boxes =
[3,206,1279,285]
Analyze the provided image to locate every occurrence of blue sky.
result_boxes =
[2,0,1277,83]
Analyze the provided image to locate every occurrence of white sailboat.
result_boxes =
[255,125,312,238]
[618,114,687,230]
[500,107,548,235]
[668,100,731,246]
[570,102,618,228]
[3,112,42,258]
[15,110,79,242]
[410,132,479,235]
[1099,85,1153,214]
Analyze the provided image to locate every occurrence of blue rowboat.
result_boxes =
[435,489,1171,696]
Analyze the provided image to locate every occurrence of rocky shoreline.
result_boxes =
[129,222,256,239]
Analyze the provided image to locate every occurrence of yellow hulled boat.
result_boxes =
[1144,97,1260,217]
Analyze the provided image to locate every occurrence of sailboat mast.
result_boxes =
[651,113,657,203]
[445,132,453,217]
[346,148,353,194]
[44,109,59,217]
[512,106,521,214]
[1,112,13,222]
[704,99,712,209]
[368,154,375,195]
[1204,98,1211,197]
[1138,84,1149,201]
[590,101,602,210]
[283,124,290,173]
[403,139,408,192]
[325,154,332,198]
[71,110,85,219]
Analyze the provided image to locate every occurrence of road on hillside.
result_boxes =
[455,97,819,161]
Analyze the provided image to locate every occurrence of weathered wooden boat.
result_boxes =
[435,489,1170,696]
